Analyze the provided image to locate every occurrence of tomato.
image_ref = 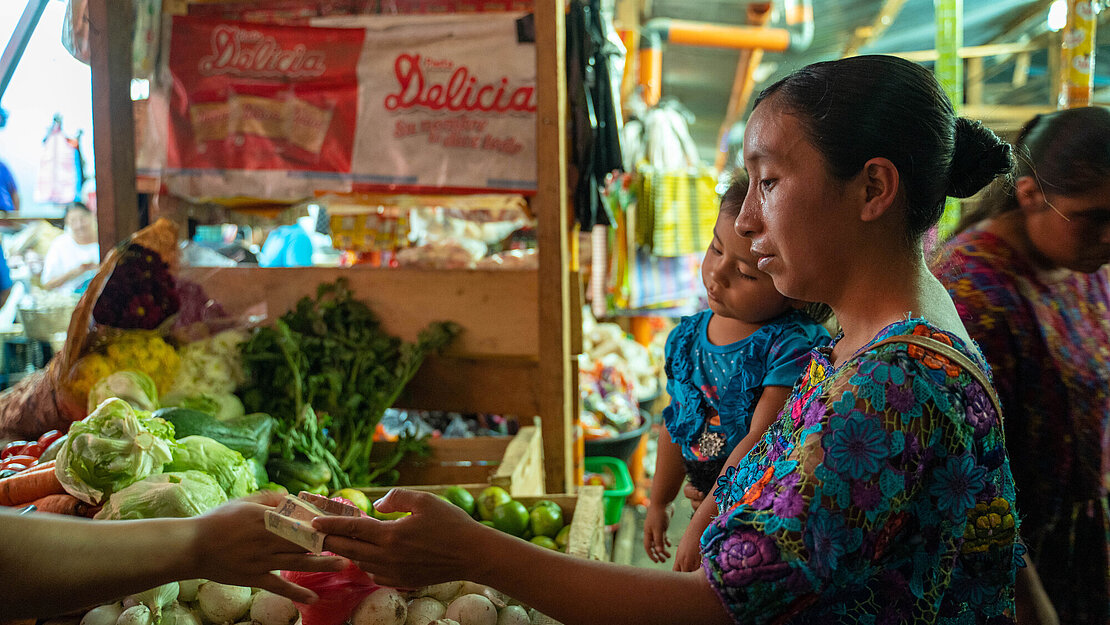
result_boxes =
[0,455,37,471]
[2,463,28,473]
[1,441,29,460]
[36,430,63,448]
[19,442,44,459]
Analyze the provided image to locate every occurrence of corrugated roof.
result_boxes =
[644,0,1110,162]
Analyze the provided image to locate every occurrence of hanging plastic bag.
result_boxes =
[61,0,91,65]
[282,558,380,625]
[35,118,81,205]
[62,0,161,79]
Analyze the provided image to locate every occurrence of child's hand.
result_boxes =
[642,503,673,562]
[672,527,703,572]
[683,483,707,511]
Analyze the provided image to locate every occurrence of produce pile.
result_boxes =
[74,581,310,625]
[72,578,558,625]
[577,313,665,441]
[66,487,580,625]
[0,222,459,512]
[239,278,461,490]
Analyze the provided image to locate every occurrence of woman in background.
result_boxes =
[933,106,1110,625]
[41,201,99,292]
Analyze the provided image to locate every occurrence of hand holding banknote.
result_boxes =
[192,489,348,602]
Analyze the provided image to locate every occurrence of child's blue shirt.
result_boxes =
[662,309,830,464]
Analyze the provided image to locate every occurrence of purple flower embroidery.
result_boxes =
[801,399,825,428]
[773,486,805,518]
[717,530,790,586]
[965,383,995,439]
[751,483,777,510]
[886,384,916,413]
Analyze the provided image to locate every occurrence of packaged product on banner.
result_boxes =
[143,12,537,203]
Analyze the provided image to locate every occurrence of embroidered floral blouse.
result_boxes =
[932,230,1110,624]
[702,319,1019,624]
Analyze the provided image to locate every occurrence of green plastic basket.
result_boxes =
[584,455,634,526]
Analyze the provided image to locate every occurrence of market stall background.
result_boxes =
[637,0,1110,163]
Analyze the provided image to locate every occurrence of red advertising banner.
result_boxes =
[150,13,537,202]
[166,18,363,174]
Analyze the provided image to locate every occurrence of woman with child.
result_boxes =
[314,54,1025,624]
[644,176,831,570]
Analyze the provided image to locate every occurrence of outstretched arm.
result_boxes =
[316,489,733,625]
[0,490,346,619]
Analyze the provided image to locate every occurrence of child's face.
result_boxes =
[702,207,793,324]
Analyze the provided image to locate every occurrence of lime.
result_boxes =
[529,501,564,538]
[480,520,497,528]
[476,486,513,521]
[333,488,372,514]
[371,504,411,521]
[555,524,572,550]
[530,535,559,550]
[443,485,476,517]
[491,500,530,536]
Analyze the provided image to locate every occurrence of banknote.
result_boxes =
[264,493,362,552]
[265,509,328,553]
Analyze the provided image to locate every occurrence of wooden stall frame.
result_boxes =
[87,0,578,493]
[369,421,547,497]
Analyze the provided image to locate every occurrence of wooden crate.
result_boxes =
[368,423,546,497]
[358,484,608,562]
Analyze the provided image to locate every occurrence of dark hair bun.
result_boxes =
[946,118,1014,198]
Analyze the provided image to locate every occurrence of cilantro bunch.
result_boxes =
[239,278,460,487]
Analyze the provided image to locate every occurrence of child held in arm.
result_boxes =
[643,177,832,569]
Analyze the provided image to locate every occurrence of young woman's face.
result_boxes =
[66,209,97,245]
[702,207,792,323]
[734,102,856,303]
[1024,178,1110,273]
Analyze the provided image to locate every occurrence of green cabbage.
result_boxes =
[160,390,245,422]
[94,470,228,520]
[57,398,177,505]
[165,436,258,498]
[87,370,159,413]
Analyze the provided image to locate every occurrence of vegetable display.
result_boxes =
[165,436,258,499]
[69,331,181,400]
[87,370,160,413]
[93,470,228,520]
[55,398,177,505]
[239,278,460,488]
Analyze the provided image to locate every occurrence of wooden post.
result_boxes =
[534,0,575,494]
[88,0,139,255]
[966,57,984,105]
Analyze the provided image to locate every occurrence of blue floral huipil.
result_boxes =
[702,319,1019,624]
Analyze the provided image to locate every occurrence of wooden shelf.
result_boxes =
[89,0,578,492]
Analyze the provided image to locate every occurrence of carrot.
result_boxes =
[0,462,64,506]
[26,493,87,516]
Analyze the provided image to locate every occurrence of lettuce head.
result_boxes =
[94,470,228,520]
[165,435,258,498]
[87,370,159,413]
[57,398,177,505]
